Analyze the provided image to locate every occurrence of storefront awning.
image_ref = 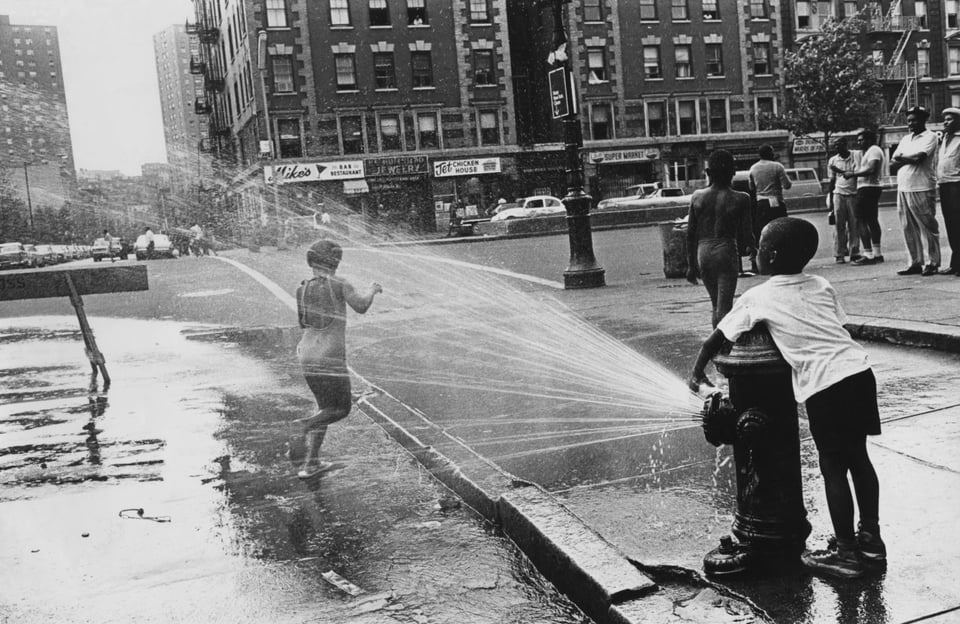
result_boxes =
[343,179,369,195]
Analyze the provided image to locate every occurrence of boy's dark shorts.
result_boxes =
[304,371,352,418]
[805,369,881,453]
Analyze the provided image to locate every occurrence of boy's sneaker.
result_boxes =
[857,527,887,563]
[802,544,865,579]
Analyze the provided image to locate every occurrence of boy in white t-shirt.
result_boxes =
[688,217,884,580]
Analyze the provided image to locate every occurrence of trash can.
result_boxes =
[659,220,688,278]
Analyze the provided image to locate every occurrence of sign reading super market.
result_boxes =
[265,161,364,184]
[433,157,502,178]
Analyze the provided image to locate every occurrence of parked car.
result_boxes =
[91,237,126,262]
[22,244,45,268]
[134,233,179,260]
[489,195,566,221]
[0,242,31,270]
[596,187,689,211]
[33,244,59,266]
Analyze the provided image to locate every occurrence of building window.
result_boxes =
[335,54,357,90]
[473,50,495,85]
[708,99,727,133]
[470,0,491,22]
[643,45,662,79]
[479,110,500,145]
[646,101,666,137]
[369,0,391,26]
[590,103,613,140]
[374,52,397,89]
[639,0,657,20]
[918,48,930,76]
[341,115,365,154]
[950,47,960,74]
[706,43,723,76]
[757,96,776,128]
[952,93,960,108]
[675,45,692,77]
[950,0,959,28]
[584,0,604,22]
[753,43,771,74]
[843,0,858,16]
[672,0,689,20]
[797,1,812,28]
[277,119,302,157]
[417,112,439,148]
[872,49,884,65]
[703,0,720,19]
[411,51,433,87]
[408,0,428,24]
[669,158,699,182]
[916,0,927,27]
[587,47,607,82]
[750,0,768,18]
[331,0,351,25]
[272,55,294,92]
[678,100,697,134]
[379,114,402,150]
[266,0,288,27]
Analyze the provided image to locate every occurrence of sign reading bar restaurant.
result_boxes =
[365,155,429,178]
[433,157,502,178]
[264,161,364,184]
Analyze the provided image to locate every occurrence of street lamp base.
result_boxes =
[563,267,606,289]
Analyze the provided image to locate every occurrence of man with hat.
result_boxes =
[938,106,960,276]
[891,105,941,276]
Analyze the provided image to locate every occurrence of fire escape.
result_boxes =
[188,0,231,162]
[867,0,918,124]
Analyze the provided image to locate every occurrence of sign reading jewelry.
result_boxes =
[264,161,364,184]
[432,157,502,178]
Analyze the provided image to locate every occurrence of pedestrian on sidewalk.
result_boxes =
[747,145,791,274]
[845,130,886,266]
[891,106,941,276]
[102,229,116,263]
[689,217,885,580]
[686,150,754,328]
[937,107,960,276]
[828,138,862,264]
[293,240,382,479]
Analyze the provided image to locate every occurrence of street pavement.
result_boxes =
[212,207,960,624]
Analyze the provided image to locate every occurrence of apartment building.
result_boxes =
[0,14,75,206]
[190,0,801,232]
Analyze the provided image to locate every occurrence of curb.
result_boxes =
[846,315,960,353]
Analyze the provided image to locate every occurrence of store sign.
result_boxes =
[433,157,502,178]
[264,161,364,184]
[549,67,577,119]
[792,137,825,155]
[365,155,429,178]
[588,149,660,164]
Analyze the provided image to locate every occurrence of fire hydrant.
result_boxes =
[700,324,811,575]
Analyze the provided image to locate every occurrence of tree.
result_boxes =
[776,16,883,172]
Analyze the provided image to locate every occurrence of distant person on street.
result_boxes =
[143,227,155,257]
[749,144,792,231]
[294,240,382,479]
[689,217,884,580]
[938,107,960,276]
[102,229,116,262]
[828,138,862,264]
[891,106,940,276]
[686,150,754,328]
[189,223,204,257]
[845,129,886,265]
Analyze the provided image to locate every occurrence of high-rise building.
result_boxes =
[0,14,75,206]
[153,24,208,189]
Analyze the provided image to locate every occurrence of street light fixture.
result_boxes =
[539,0,605,289]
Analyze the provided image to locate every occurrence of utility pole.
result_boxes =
[257,29,285,250]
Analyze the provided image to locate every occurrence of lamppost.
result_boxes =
[257,29,285,250]
[23,162,35,236]
[592,155,604,206]
[539,0,605,289]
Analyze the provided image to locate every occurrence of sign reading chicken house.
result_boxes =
[432,157,502,178]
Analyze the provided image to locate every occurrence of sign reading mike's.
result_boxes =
[264,161,364,184]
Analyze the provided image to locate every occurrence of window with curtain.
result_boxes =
[417,112,438,148]
[272,55,294,92]
[678,100,697,134]
[675,45,692,77]
[588,47,607,82]
[335,54,356,90]
[470,0,491,22]
[647,101,666,136]
[374,52,396,88]
[479,110,499,145]
[330,0,351,25]
[591,103,613,140]
[380,114,401,150]
[643,46,662,79]
[672,0,689,20]
[706,44,723,75]
[639,0,657,20]
[266,0,288,27]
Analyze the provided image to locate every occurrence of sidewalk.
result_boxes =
[228,222,960,624]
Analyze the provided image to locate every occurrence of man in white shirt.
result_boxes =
[891,106,941,276]
[828,138,862,264]
[938,107,960,276]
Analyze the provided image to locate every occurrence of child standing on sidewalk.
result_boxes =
[295,240,382,479]
[688,217,885,579]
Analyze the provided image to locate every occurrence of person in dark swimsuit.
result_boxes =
[686,150,755,328]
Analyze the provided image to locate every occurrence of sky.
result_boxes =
[0,0,194,175]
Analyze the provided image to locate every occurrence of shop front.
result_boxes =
[430,156,506,229]
[514,150,566,199]
[585,147,661,200]
[363,155,432,232]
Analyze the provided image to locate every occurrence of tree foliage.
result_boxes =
[778,16,883,140]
